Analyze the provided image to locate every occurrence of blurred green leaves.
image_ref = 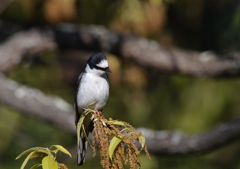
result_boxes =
[8,52,73,103]
[0,106,21,154]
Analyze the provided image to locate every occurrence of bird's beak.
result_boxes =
[105,67,112,73]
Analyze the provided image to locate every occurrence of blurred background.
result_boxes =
[0,0,240,168]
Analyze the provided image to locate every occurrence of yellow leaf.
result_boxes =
[51,145,72,157]
[16,147,49,160]
[30,163,42,169]
[138,135,146,151]
[108,135,123,160]
[42,155,58,169]
[77,114,86,151]
[87,101,96,108]
[108,120,126,127]
[20,151,36,169]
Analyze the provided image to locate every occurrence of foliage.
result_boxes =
[16,145,72,169]
[77,109,150,169]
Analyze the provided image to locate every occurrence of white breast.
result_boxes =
[77,73,109,110]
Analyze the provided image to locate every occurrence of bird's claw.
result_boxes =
[90,110,102,120]
[96,110,102,116]
[82,108,88,116]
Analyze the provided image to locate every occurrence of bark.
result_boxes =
[0,73,75,132]
[0,73,239,155]
[138,119,240,155]
[0,29,56,72]
[1,24,240,77]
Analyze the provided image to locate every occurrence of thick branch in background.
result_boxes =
[53,24,240,77]
[1,24,240,77]
[0,29,56,72]
[138,119,240,155]
[0,73,74,133]
[0,73,240,155]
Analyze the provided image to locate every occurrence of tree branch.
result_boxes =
[0,73,75,132]
[122,39,240,77]
[0,29,56,72]
[53,24,240,77]
[1,24,240,77]
[138,119,240,155]
[0,73,239,155]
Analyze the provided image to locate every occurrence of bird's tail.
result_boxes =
[77,132,88,165]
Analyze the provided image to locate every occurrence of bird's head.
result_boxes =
[85,53,112,76]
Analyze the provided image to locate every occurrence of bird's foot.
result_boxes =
[82,108,87,116]
[90,110,102,120]
[95,110,102,116]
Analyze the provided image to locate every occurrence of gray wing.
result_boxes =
[74,72,84,125]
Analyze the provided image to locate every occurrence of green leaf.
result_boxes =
[138,135,146,151]
[42,155,58,169]
[50,149,59,154]
[20,151,36,169]
[108,135,123,160]
[87,101,96,107]
[30,163,42,169]
[77,114,87,151]
[16,147,49,160]
[120,127,130,133]
[50,145,72,157]
[108,120,126,127]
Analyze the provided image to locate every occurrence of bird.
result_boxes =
[74,53,112,165]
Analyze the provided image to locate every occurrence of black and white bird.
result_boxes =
[74,53,112,165]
